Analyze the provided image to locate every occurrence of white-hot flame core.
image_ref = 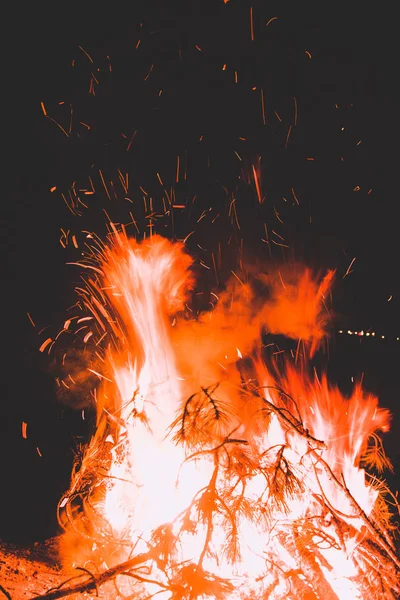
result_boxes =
[103,238,212,541]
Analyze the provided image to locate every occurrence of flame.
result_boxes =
[59,231,398,600]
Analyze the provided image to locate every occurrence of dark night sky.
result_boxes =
[2,3,399,541]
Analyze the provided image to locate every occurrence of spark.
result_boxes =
[99,170,111,200]
[87,368,114,382]
[265,16,278,27]
[284,124,292,148]
[39,337,53,353]
[271,239,289,248]
[78,45,94,63]
[21,422,28,439]
[199,261,211,270]
[230,269,244,286]
[293,96,298,125]
[197,210,207,223]
[272,229,285,241]
[75,325,88,335]
[68,104,73,134]
[118,170,129,193]
[126,130,137,151]
[305,50,312,58]
[260,89,266,125]
[252,164,262,204]
[44,114,69,138]
[83,331,93,343]
[212,253,219,285]
[274,207,284,224]
[26,312,35,327]
[183,231,195,243]
[144,63,154,81]
[343,257,356,279]
[250,7,254,41]
[77,316,94,323]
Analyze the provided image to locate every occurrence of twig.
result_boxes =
[0,585,12,600]
[30,550,153,599]
[255,387,326,448]
[311,451,400,571]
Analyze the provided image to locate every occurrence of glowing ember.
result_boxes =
[58,229,399,599]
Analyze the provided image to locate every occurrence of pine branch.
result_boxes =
[251,387,400,573]
[311,451,400,571]
[30,550,153,600]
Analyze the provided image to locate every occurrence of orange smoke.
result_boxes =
[172,265,334,388]
[260,267,335,355]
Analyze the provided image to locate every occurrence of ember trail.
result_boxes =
[53,227,399,600]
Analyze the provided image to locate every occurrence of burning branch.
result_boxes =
[251,385,400,571]
[30,551,153,599]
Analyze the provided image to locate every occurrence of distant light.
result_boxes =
[338,329,399,340]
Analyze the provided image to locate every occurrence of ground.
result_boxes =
[0,537,136,599]
[0,537,65,598]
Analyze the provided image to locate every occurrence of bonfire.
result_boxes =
[24,226,398,599]
[4,10,399,598]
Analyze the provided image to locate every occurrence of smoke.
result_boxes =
[172,263,335,383]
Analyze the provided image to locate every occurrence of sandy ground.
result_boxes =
[0,537,66,599]
[0,537,136,599]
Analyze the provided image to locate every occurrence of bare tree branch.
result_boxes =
[30,551,153,600]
